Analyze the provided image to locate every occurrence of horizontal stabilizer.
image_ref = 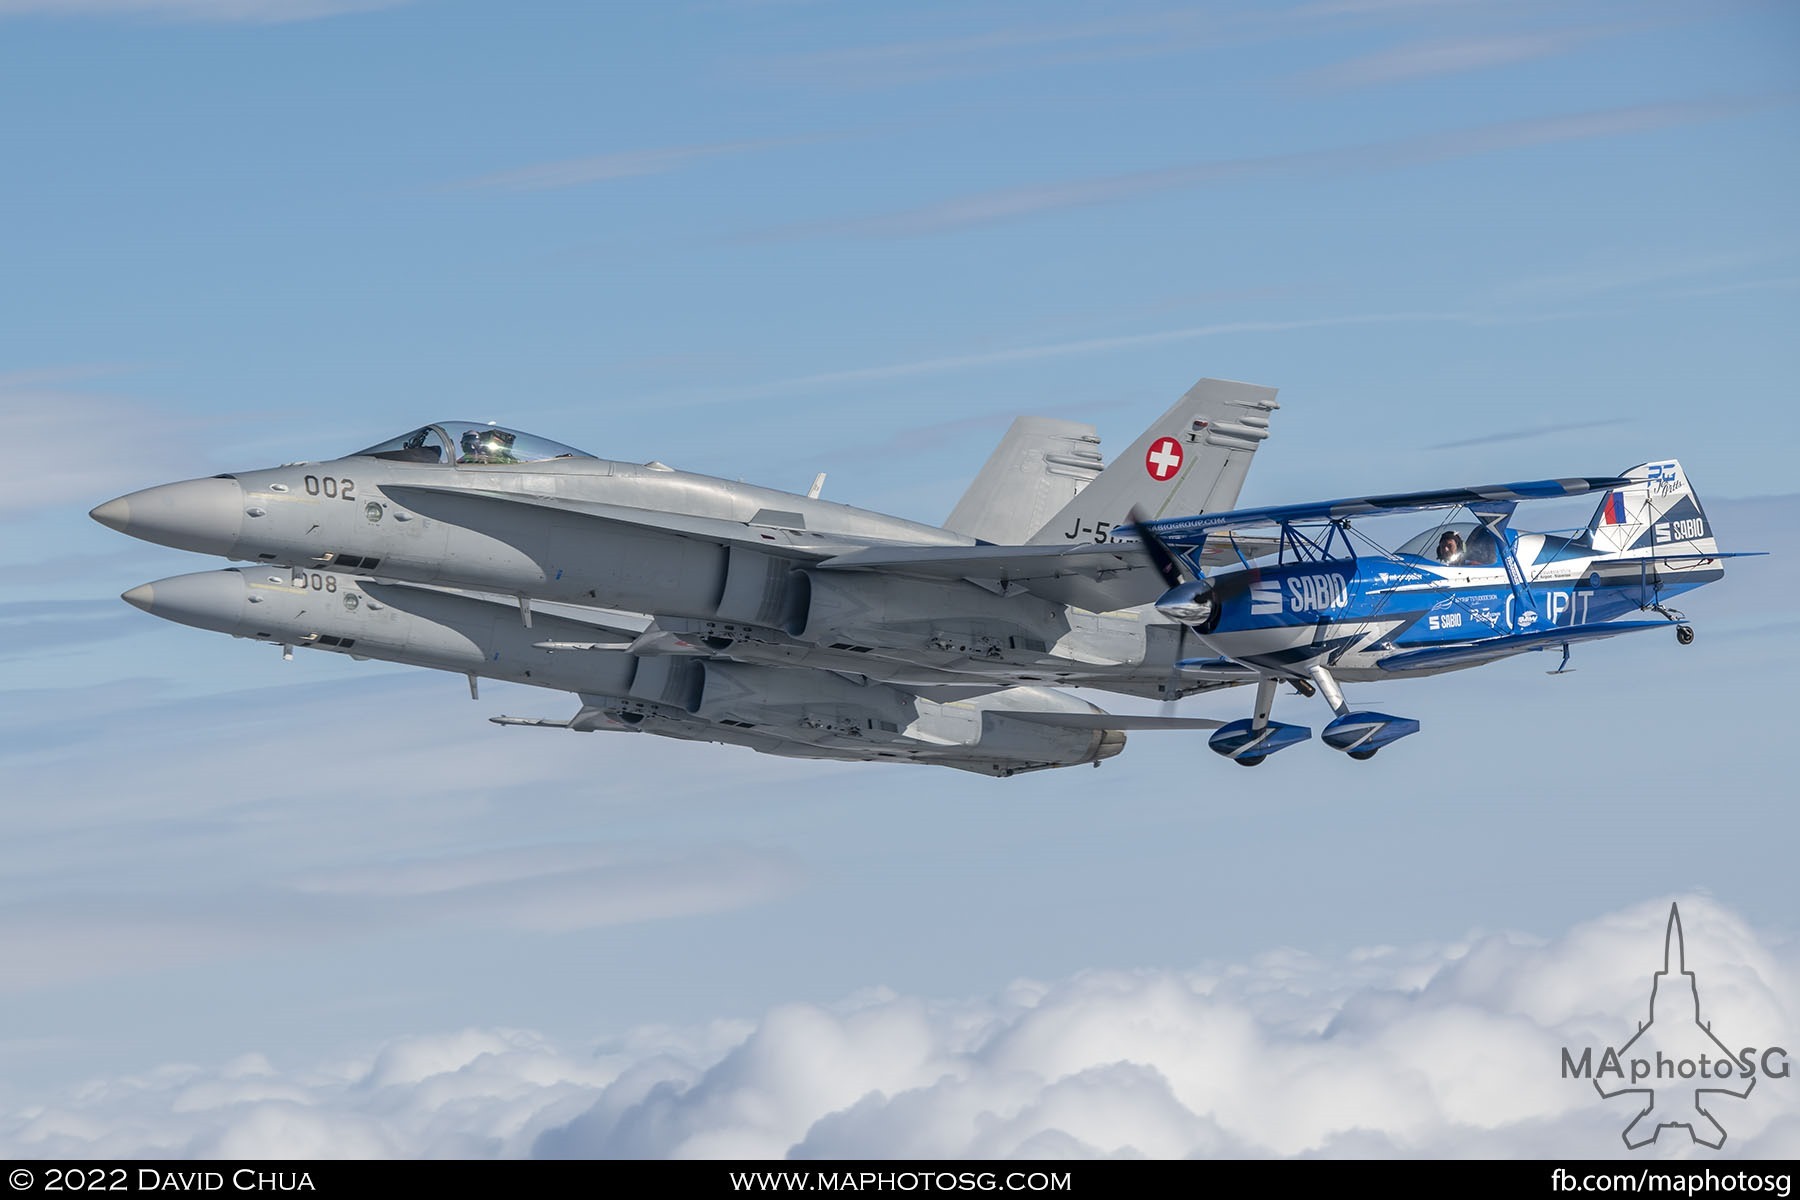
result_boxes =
[1597,550,1765,562]
[1378,620,1668,671]
[993,711,1225,731]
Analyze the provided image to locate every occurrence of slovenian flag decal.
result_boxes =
[1601,491,1627,525]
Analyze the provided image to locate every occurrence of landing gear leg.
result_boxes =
[1306,664,1350,718]
[1250,676,1278,730]
[1236,677,1280,767]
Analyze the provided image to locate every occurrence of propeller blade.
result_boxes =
[1130,505,1190,590]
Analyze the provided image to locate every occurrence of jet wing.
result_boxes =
[386,484,1277,611]
[380,484,858,560]
[1131,476,1630,542]
[816,535,1281,612]
[1377,620,1669,672]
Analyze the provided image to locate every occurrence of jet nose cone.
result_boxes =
[120,571,247,632]
[91,477,245,557]
[90,497,132,533]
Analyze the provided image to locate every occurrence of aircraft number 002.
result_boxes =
[303,475,357,501]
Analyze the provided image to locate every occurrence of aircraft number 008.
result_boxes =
[303,475,357,501]
[291,571,338,593]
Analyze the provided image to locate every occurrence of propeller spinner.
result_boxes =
[1130,506,1218,630]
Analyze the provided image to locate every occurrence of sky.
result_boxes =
[2,0,1798,1160]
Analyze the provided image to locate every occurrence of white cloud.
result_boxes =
[770,97,1788,239]
[671,308,1606,407]
[450,139,814,193]
[756,2,1462,89]
[1490,249,1791,306]
[4,895,1793,1158]
[1300,30,1601,90]
[0,387,174,518]
[0,0,409,22]
[0,842,799,994]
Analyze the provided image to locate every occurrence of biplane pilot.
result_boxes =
[1435,530,1464,565]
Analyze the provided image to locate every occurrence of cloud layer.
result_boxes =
[5,895,1793,1159]
[0,0,406,22]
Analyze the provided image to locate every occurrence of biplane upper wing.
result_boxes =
[1127,476,1630,543]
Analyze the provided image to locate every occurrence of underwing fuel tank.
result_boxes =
[120,568,1134,776]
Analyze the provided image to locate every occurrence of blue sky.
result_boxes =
[2,0,1797,1158]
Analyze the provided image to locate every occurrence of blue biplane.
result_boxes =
[1127,459,1749,765]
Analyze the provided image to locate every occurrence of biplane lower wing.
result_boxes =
[1377,620,1669,672]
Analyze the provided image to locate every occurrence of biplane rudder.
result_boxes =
[1585,458,1720,561]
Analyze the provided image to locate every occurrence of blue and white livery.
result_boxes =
[1127,459,1748,765]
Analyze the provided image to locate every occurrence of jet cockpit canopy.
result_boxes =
[352,422,593,466]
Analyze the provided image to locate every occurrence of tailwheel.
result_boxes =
[1348,749,1378,761]
[1676,625,1695,646]
[1234,755,1266,767]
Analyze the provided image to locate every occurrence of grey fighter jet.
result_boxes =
[92,377,1279,700]
[122,568,1222,777]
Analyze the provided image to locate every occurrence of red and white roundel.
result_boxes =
[1145,437,1183,481]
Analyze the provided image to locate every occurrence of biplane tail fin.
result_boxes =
[1585,459,1719,560]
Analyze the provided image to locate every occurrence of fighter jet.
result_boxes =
[121,567,1222,776]
[92,378,1279,700]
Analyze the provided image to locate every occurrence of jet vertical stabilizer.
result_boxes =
[1026,377,1279,544]
[945,417,1102,545]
